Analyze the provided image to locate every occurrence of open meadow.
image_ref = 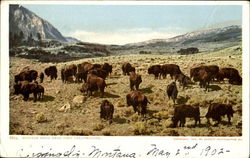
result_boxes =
[9,45,242,136]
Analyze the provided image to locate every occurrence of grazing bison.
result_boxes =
[77,62,93,73]
[88,68,108,80]
[166,82,178,104]
[80,74,107,97]
[148,65,161,79]
[14,70,38,83]
[126,90,150,117]
[75,71,88,83]
[129,72,142,90]
[190,65,219,82]
[161,64,181,79]
[173,73,191,89]
[39,72,44,83]
[217,68,242,85]
[14,81,39,102]
[100,100,114,124]
[61,64,77,83]
[44,66,58,81]
[206,103,234,125]
[172,104,200,127]
[122,62,135,75]
[102,63,112,75]
[36,84,44,100]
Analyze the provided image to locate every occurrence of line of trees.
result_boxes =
[9,31,42,48]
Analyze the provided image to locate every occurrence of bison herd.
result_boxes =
[12,61,241,128]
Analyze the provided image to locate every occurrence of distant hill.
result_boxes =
[9,5,67,42]
[109,25,242,54]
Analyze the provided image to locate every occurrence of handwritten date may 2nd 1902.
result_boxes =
[16,143,230,158]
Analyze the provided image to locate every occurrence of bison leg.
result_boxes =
[135,84,139,91]
[23,93,29,101]
[33,93,37,102]
[227,114,231,125]
[130,81,134,91]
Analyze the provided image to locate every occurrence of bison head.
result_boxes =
[13,83,21,95]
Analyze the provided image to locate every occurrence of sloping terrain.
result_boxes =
[109,25,242,55]
[9,45,242,136]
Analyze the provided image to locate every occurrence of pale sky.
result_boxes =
[23,5,242,45]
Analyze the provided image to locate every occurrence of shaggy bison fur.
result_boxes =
[129,72,142,90]
[172,104,200,127]
[100,100,114,124]
[206,103,234,125]
[148,65,161,79]
[126,90,150,117]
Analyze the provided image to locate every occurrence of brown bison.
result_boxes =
[172,104,200,127]
[161,64,181,79]
[44,66,58,81]
[61,64,77,83]
[216,68,242,85]
[36,84,45,100]
[39,72,44,83]
[77,62,93,73]
[166,82,178,104]
[126,90,150,117]
[193,69,213,91]
[205,103,234,125]
[148,65,161,79]
[122,62,135,75]
[80,74,107,97]
[14,81,44,102]
[14,70,38,83]
[88,68,108,80]
[101,63,112,75]
[129,72,142,90]
[75,71,88,83]
[190,65,219,82]
[173,73,191,89]
[100,100,114,124]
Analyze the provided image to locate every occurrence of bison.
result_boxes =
[216,68,242,85]
[161,64,181,79]
[172,104,200,127]
[166,82,178,104]
[122,62,135,75]
[88,68,108,80]
[39,72,44,83]
[126,90,150,117]
[75,71,88,83]
[148,65,161,79]
[129,72,142,90]
[44,66,58,81]
[61,64,77,83]
[101,63,112,75]
[14,81,40,102]
[190,65,219,82]
[205,103,234,125]
[193,69,213,91]
[80,74,107,97]
[14,69,38,83]
[100,100,114,124]
[173,73,191,89]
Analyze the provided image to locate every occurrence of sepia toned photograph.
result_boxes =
[9,3,243,137]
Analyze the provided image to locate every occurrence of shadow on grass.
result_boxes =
[104,92,120,98]
[113,118,127,124]
[140,85,154,94]
[177,95,190,104]
[40,95,55,102]
[208,85,222,91]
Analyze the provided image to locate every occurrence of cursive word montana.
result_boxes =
[88,146,136,158]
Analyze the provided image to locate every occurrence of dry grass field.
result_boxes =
[9,45,242,136]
